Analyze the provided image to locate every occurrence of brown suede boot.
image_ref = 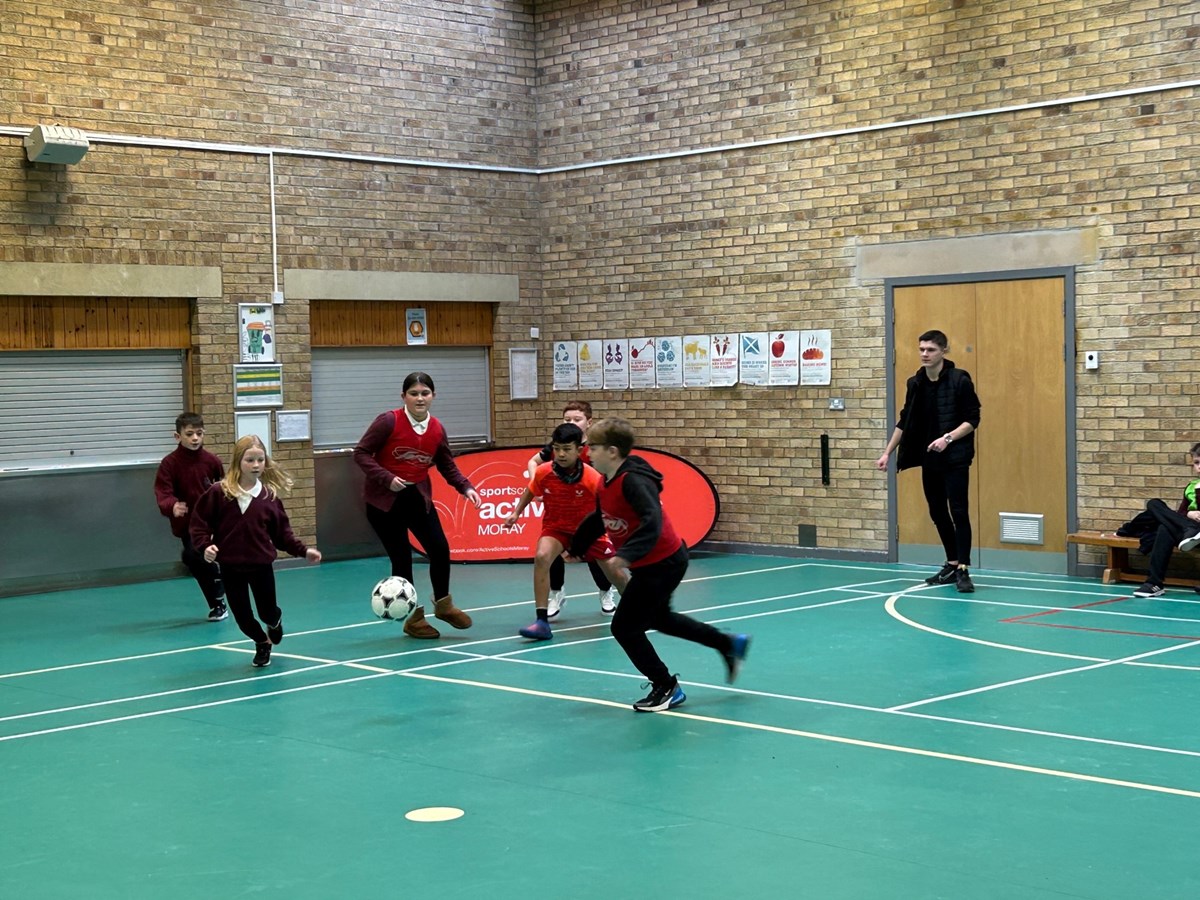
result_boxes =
[403,605,440,639]
[433,594,472,629]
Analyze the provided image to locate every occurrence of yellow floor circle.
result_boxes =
[405,807,465,823]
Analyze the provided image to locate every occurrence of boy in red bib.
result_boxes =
[505,423,615,641]
[570,418,750,712]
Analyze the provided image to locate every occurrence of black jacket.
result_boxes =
[895,360,982,471]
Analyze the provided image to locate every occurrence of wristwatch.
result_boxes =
[943,433,954,444]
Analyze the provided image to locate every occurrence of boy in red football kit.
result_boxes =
[153,412,228,621]
[570,418,750,712]
[505,423,616,641]
[526,401,619,617]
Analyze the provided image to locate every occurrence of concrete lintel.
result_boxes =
[857,228,1098,282]
[284,269,519,304]
[0,262,222,298]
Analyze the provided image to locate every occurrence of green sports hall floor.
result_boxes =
[2,553,1198,899]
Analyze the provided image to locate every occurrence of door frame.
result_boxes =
[882,266,1078,571]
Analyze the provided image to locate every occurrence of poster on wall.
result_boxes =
[578,339,603,390]
[602,338,629,390]
[233,364,284,408]
[628,337,656,389]
[682,334,710,388]
[424,447,720,561]
[509,348,538,400]
[709,333,739,387]
[768,330,800,386]
[738,332,769,385]
[552,341,578,391]
[405,308,428,346]
[238,304,275,363]
[656,336,683,388]
[800,329,832,385]
[234,410,272,456]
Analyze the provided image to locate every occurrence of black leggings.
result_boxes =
[610,544,730,687]
[221,563,279,644]
[365,488,451,600]
[180,536,224,609]
[921,463,972,566]
[549,556,611,592]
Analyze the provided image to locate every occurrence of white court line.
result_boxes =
[479,653,1200,760]
[0,560,821,680]
[11,605,1200,801]
[889,635,1200,712]
[0,645,223,680]
[12,578,1200,725]
[884,593,1200,672]
[397,669,1200,801]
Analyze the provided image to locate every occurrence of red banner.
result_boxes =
[427,447,720,561]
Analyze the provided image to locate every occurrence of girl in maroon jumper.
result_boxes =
[191,435,321,668]
[353,372,481,640]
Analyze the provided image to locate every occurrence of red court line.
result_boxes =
[1000,596,1131,623]
[1001,596,1200,641]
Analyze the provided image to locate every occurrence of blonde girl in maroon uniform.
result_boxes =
[191,435,321,668]
[353,372,481,639]
[570,418,750,712]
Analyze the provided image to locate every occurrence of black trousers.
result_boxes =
[549,556,611,592]
[180,535,224,609]
[610,543,730,687]
[1146,498,1198,585]
[365,488,451,600]
[221,562,279,644]
[921,463,972,566]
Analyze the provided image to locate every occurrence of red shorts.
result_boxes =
[540,529,615,562]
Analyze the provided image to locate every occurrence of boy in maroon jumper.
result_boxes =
[153,412,228,621]
[191,435,321,668]
[570,418,750,712]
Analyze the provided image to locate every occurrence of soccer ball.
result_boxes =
[371,576,418,621]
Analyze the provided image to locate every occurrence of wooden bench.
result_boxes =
[1067,531,1200,588]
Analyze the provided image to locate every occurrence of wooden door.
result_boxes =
[892,278,1066,569]
[974,278,1067,555]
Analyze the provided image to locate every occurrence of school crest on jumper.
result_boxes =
[603,514,630,537]
[392,448,433,465]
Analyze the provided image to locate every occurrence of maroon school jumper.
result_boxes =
[353,409,473,512]
[189,484,308,565]
[190,483,309,644]
[154,445,225,539]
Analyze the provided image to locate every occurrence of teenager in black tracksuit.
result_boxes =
[877,329,982,592]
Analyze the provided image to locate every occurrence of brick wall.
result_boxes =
[0,0,540,546]
[1,0,1198,565]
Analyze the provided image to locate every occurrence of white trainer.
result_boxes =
[547,589,566,619]
[599,586,619,615]
[1179,531,1200,553]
